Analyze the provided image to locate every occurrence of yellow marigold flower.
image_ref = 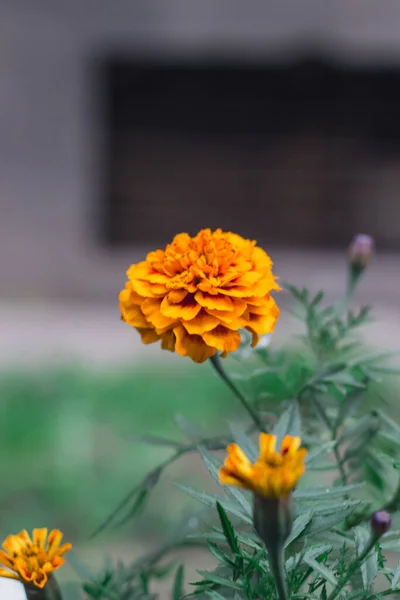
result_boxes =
[119,228,280,363]
[0,528,71,589]
[219,433,307,499]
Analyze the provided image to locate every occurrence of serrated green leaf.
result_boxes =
[303,556,337,586]
[194,571,243,590]
[273,400,301,444]
[284,510,314,547]
[354,527,378,590]
[187,530,261,551]
[338,413,380,444]
[216,502,241,556]
[311,397,332,429]
[223,486,252,518]
[305,442,336,467]
[198,446,222,482]
[175,414,205,440]
[204,590,229,600]
[177,484,252,525]
[311,500,361,517]
[310,290,324,307]
[392,560,400,589]
[228,422,257,462]
[322,372,365,389]
[303,505,359,537]
[295,483,364,501]
[335,391,364,428]
[207,542,235,567]
[129,433,181,448]
[172,565,185,600]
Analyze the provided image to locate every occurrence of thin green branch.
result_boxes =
[327,533,379,600]
[210,354,265,431]
[91,436,228,538]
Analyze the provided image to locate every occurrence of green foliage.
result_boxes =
[84,264,400,600]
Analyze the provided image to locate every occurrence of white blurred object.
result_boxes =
[0,578,27,599]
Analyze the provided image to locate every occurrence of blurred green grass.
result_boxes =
[0,362,233,540]
[0,348,397,546]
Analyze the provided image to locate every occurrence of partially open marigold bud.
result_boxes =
[371,510,391,535]
[348,234,374,269]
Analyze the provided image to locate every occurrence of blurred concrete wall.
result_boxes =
[1,0,400,300]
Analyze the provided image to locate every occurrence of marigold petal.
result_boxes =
[281,435,301,455]
[246,327,260,347]
[33,529,48,550]
[47,530,63,559]
[203,326,241,353]
[142,298,177,329]
[194,291,236,312]
[218,468,248,489]
[174,325,216,363]
[160,296,201,321]
[32,569,48,588]
[181,312,220,335]
[55,543,71,558]
[259,433,277,462]
[130,278,166,298]
[0,550,15,569]
[161,330,176,352]
[168,289,188,304]
[120,302,149,329]
[244,310,280,335]
[0,568,19,581]
[136,327,161,345]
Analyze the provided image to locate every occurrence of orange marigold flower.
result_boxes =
[119,228,280,363]
[219,433,307,499]
[0,528,71,589]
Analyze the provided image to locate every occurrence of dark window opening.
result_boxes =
[99,56,400,249]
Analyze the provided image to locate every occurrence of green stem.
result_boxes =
[210,354,265,432]
[327,533,379,600]
[267,544,288,600]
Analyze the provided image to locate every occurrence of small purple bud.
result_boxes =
[371,510,391,535]
[348,234,374,269]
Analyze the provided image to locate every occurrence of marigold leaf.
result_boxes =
[175,414,205,440]
[305,442,336,467]
[216,502,241,556]
[294,483,364,501]
[129,433,181,448]
[172,565,185,600]
[194,571,243,590]
[228,422,257,462]
[303,556,337,587]
[198,446,222,482]
[204,590,230,600]
[207,542,235,567]
[354,527,379,590]
[391,560,400,589]
[284,510,314,547]
[273,400,301,444]
[176,485,252,525]
[303,504,359,537]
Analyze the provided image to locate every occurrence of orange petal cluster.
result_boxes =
[119,229,280,363]
[0,528,71,589]
[219,434,307,499]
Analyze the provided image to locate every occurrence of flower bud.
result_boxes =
[24,576,63,600]
[371,510,391,536]
[253,494,294,550]
[348,234,374,269]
